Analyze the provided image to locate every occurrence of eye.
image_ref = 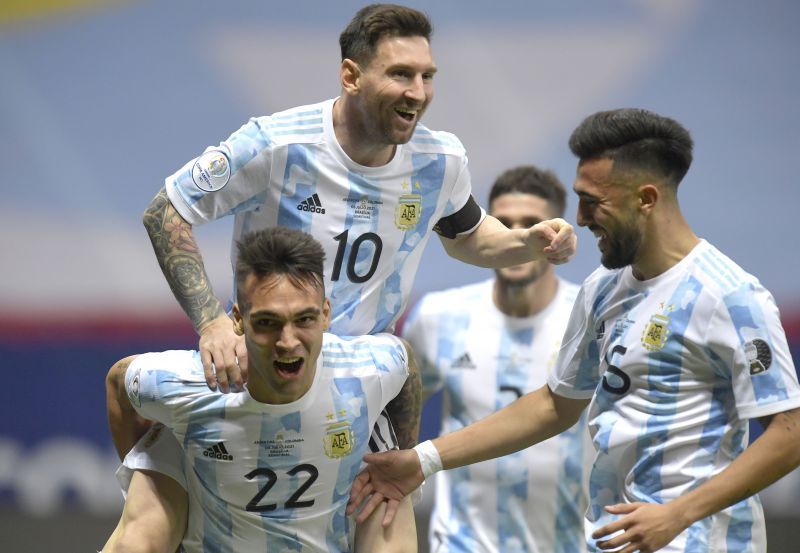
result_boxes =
[296,316,317,327]
[422,72,434,82]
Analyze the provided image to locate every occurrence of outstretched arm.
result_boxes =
[143,187,247,392]
[440,215,576,268]
[347,384,588,525]
[592,407,800,552]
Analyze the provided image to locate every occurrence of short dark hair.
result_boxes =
[568,108,694,187]
[339,3,433,65]
[235,227,325,312]
[488,165,566,217]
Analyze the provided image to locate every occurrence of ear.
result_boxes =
[322,297,332,331]
[340,59,361,96]
[638,184,659,215]
[232,304,245,336]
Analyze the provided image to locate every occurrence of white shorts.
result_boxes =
[116,423,187,494]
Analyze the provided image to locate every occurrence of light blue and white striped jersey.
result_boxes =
[124,333,408,553]
[548,240,800,552]
[166,98,479,336]
[403,277,592,553]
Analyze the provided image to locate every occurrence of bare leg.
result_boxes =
[103,470,187,553]
[354,496,417,553]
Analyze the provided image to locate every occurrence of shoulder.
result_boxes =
[405,123,467,157]
[130,350,205,381]
[322,333,407,370]
[413,279,492,316]
[580,265,623,299]
[687,240,764,300]
[246,100,328,146]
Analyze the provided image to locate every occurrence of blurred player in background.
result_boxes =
[402,165,591,553]
[349,108,800,553]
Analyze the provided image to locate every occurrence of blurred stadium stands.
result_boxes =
[1,1,798,551]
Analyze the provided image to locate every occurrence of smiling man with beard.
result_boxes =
[348,108,800,553]
[105,227,417,553]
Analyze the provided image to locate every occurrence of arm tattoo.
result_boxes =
[385,341,423,449]
[143,188,223,332]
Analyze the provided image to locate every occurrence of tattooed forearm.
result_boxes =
[386,340,423,449]
[143,188,223,332]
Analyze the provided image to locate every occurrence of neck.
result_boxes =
[332,97,395,167]
[631,209,699,280]
[493,271,559,318]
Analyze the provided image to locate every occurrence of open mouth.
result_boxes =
[274,357,303,377]
[395,107,417,122]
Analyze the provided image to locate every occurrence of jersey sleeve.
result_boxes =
[547,284,602,399]
[433,155,486,238]
[124,350,208,426]
[401,296,445,396]
[165,117,276,225]
[367,333,411,407]
[709,283,800,419]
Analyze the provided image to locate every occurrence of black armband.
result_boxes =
[433,195,483,239]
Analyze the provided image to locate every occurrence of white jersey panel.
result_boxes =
[166,98,473,336]
[403,278,591,553]
[547,240,800,552]
[124,333,408,553]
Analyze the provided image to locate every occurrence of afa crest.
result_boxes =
[395,194,422,230]
[641,313,670,351]
[323,421,354,459]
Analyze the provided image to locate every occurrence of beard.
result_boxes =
[494,262,548,288]
[599,217,642,269]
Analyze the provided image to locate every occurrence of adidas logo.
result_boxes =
[202,441,234,461]
[451,352,476,370]
[297,193,326,214]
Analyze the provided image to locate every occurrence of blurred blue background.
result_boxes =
[1,1,798,550]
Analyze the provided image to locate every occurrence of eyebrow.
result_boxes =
[250,307,321,320]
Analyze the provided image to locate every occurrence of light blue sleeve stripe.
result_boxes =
[725,284,791,403]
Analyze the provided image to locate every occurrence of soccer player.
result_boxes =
[348,108,800,553]
[401,165,592,553]
[104,227,418,552]
[109,3,576,551]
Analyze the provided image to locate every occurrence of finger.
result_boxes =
[225,357,244,391]
[592,520,624,540]
[355,492,385,524]
[605,502,640,514]
[596,533,628,550]
[381,498,400,528]
[201,351,217,390]
[214,359,230,393]
[348,479,374,511]
[236,341,249,384]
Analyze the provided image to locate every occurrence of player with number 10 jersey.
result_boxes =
[167,98,483,336]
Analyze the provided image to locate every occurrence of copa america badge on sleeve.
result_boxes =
[191,150,231,192]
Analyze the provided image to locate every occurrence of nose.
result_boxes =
[576,202,591,228]
[404,74,426,104]
[276,324,300,352]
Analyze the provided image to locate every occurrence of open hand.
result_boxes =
[592,501,690,552]
[198,314,248,393]
[346,449,424,527]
